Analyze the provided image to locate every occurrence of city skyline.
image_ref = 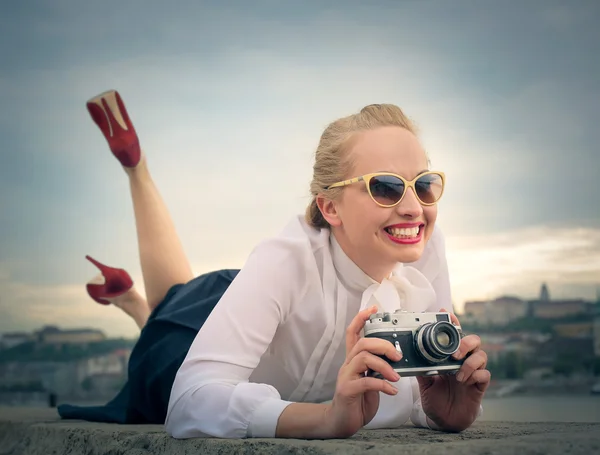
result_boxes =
[1,0,599,337]
[2,281,596,339]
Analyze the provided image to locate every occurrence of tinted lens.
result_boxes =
[415,173,443,204]
[368,175,405,206]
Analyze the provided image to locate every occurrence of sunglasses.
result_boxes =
[326,171,445,207]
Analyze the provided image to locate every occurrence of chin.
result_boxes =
[393,246,424,264]
[380,230,427,264]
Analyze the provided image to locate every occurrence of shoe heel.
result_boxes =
[85,255,134,305]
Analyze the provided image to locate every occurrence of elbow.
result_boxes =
[164,388,211,439]
[165,421,188,440]
[164,394,194,439]
[164,384,249,439]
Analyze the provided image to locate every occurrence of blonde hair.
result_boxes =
[305,103,420,228]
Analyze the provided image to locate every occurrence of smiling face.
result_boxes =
[319,126,438,281]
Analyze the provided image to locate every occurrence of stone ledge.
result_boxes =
[1,407,599,455]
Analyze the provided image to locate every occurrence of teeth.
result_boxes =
[386,227,420,238]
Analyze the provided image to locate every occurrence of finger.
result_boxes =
[345,351,400,383]
[345,305,379,354]
[346,336,402,364]
[440,308,461,327]
[456,350,488,384]
[338,375,398,398]
[452,334,481,360]
[470,369,492,392]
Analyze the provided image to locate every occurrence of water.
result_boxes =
[480,395,600,423]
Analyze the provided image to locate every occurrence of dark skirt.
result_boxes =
[57,268,240,424]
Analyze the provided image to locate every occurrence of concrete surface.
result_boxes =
[0,407,599,454]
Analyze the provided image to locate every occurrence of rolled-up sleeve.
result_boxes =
[166,366,294,438]
[164,239,306,439]
[409,376,431,428]
[363,377,415,429]
[360,377,432,430]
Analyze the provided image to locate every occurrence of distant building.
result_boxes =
[0,348,131,398]
[529,283,595,319]
[553,321,594,339]
[35,326,106,345]
[0,332,33,350]
[80,349,129,377]
[530,299,593,319]
[0,360,66,391]
[594,304,600,358]
[549,337,595,364]
[462,283,595,326]
[463,296,528,326]
[540,282,550,302]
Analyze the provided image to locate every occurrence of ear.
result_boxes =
[316,193,342,227]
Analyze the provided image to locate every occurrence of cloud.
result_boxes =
[3,47,599,302]
[446,225,600,312]
[0,262,143,338]
[1,0,599,336]
[539,2,596,32]
[2,224,598,338]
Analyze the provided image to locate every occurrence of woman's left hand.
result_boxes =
[416,310,491,432]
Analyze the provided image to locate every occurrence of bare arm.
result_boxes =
[275,403,332,439]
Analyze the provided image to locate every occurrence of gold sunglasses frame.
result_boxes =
[326,171,446,207]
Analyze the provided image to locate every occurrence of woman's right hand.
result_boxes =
[325,305,403,438]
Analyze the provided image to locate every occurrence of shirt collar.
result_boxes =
[329,231,436,313]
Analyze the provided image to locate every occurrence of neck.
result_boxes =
[331,228,395,283]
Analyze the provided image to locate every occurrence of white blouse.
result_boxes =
[165,215,457,439]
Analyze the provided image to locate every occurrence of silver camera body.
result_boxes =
[364,309,465,377]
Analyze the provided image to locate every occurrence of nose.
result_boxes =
[394,187,423,218]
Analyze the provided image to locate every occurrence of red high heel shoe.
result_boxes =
[86,90,141,168]
[85,255,134,305]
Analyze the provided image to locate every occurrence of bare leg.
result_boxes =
[104,284,150,330]
[124,157,194,310]
[85,256,151,329]
[86,90,194,310]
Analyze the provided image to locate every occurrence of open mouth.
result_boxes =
[384,224,424,244]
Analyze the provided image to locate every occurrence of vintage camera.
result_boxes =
[364,309,465,377]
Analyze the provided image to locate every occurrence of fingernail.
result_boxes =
[393,372,400,381]
[456,372,464,382]
[391,385,398,394]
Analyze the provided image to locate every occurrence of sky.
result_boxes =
[1,0,599,338]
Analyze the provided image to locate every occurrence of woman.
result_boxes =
[58,90,489,439]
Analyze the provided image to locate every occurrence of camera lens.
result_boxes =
[415,321,461,363]
[435,331,451,347]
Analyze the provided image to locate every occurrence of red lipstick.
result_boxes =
[383,223,425,245]
[385,222,422,229]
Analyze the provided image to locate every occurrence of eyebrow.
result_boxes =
[375,169,429,176]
